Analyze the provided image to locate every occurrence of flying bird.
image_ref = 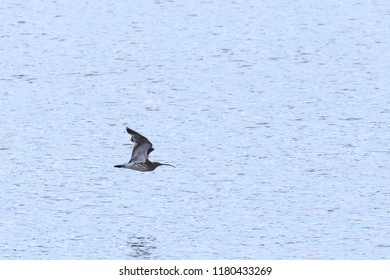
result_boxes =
[114,127,175,172]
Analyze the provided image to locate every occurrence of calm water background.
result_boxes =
[0,0,389,259]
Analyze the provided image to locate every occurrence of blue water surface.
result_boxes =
[0,0,389,259]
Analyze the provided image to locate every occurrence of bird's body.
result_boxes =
[115,161,164,172]
[114,127,174,172]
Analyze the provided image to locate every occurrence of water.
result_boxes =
[0,0,389,259]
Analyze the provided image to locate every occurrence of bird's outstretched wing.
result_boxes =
[126,127,154,163]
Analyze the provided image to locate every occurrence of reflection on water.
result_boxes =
[127,236,156,259]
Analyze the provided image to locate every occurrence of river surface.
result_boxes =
[0,0,389,259]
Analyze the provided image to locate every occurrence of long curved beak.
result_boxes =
[161,163,175,168]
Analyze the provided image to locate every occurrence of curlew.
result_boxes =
[114,127,175,172]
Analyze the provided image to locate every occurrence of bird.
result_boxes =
[114,127,175,172]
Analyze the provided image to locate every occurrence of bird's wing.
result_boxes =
[126,127,154,163]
